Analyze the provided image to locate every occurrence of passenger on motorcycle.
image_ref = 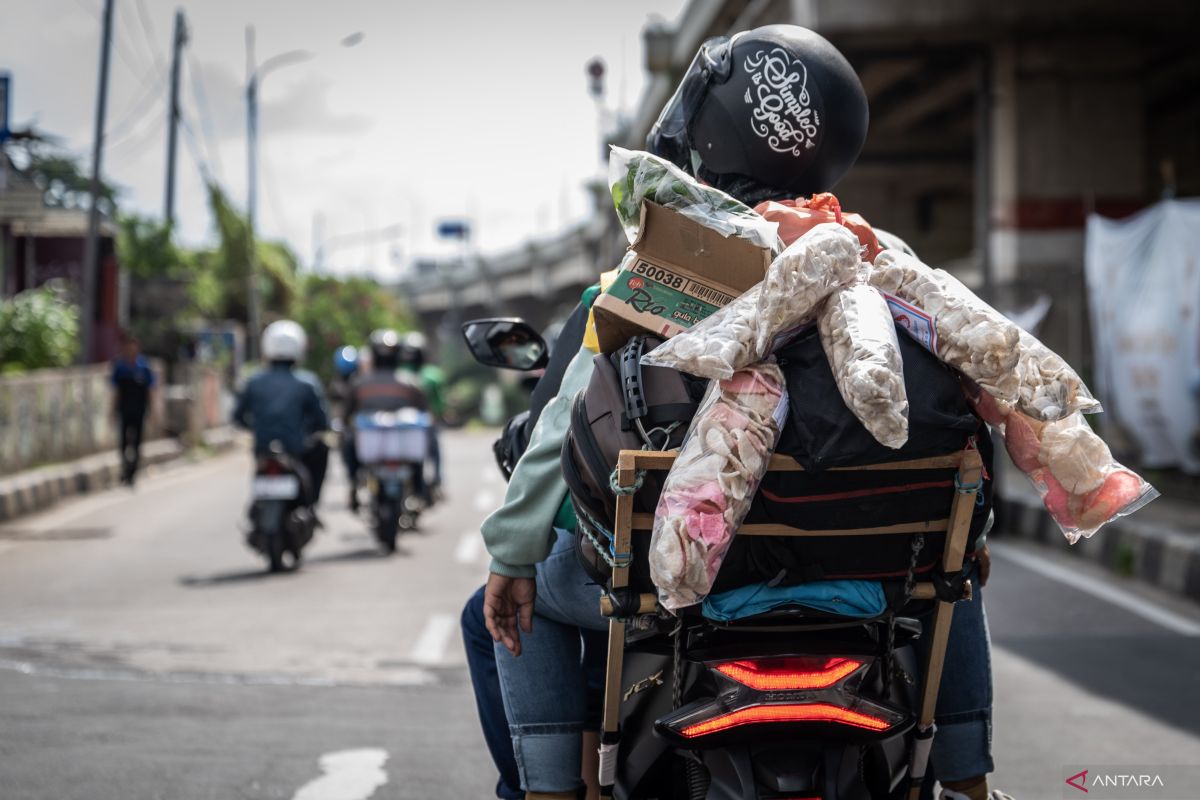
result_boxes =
[233,320,330,508]
[478,25,1006,800]
[343,329,431,507]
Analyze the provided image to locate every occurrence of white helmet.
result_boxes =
[261,320,307,362]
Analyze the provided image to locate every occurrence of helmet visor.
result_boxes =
[646,36,733,170]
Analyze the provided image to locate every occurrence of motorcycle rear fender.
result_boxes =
[614,624,921,798]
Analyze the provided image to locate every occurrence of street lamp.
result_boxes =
[244,26,362,360]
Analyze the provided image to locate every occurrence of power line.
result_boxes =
[106,92,165,150]
[70,0,166,125]
[104,69,163,139]
[184,50,225,182]
[133,0,164,68]
[69,0,147,81]
[259,146,302,251]
[117,0,155,72]
[107,104,165,158]
[177,109,214,185]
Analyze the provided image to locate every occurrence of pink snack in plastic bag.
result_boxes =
[1003,412,1043,473]
[963,379,1158,543]
[649,362,788,611]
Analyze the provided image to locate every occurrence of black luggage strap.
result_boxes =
[883,533,925,689]
[605,586,645,619]
[930,563,972,603]
[619,336,651,425]
[618,336,696,446]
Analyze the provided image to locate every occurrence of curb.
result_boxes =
[993,488,1200,606]
[0,427,239,524]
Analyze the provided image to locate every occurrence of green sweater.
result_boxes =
[482,345,595,577]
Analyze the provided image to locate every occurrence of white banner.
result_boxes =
[1085,200,1200,473]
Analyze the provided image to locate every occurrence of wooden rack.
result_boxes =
[599,448,983,800]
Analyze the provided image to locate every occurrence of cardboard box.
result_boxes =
[592,201,772,353]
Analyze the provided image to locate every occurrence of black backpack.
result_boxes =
[561,335,708,583]
[714,324,994,589]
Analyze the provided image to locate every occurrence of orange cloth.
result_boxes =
[755,193,882,262]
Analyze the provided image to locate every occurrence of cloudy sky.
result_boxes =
[3,0,685,276]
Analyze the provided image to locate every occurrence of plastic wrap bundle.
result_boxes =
[649,363,789,611]
[871,249,1101,420]
[966,382,1157,543]
[817,281,909,449]
[609,146,781,251]
[756,193,882,262]
[642,223,863,380]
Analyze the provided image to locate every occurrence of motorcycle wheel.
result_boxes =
[376,499,399,554]
[267,534,287,573]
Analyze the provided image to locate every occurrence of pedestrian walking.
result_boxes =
[111,334,156,486]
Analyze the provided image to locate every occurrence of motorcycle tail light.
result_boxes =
[260,459,286,475]
[655,654,908,745]
[680,702,891,738]
[715,657,863,691]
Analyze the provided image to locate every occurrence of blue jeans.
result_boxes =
[494,528,609,794]
[918,561,995,789]
[462,587,524,800]
[490,532,994,793]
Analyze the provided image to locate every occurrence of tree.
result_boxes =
[2,130,119,214]
[0,283,80,373]
[197,183,297,323]
[118,214,187,279]
[294,274,414,384]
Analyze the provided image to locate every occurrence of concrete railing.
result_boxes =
[0,361,171,474]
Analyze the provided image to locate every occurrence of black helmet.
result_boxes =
[368,328,402,370]
[647,25,867,203]
[401,331,427,371]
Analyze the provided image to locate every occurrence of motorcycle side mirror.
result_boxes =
[461,318,550,371]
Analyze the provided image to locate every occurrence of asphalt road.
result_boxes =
[1,429,1198,799]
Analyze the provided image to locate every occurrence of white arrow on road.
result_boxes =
[292,748,389,800]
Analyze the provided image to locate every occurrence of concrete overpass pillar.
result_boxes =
[989,38,1146,285]
[987,38,1147,367]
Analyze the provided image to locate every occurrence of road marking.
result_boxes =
[991,541,1200,637]
[409,613,457,665]
[473,490,497,512]
[0,656,436,687]
[454,530,483,564]
[292,748,388,800]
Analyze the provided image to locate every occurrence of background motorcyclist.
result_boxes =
[233,320,330,508]
[399,331,445,497]
[478,25,1002,800]
[330,345,361,509]
[343,329,430,508]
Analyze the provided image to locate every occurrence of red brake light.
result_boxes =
[715,657,863,691]
[680,703,891,738]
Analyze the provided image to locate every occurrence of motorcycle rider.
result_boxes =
[233,320,330,509]
[330,345,361,510]
[343,329,430,506]
[480,25,1006,800]
[398,331,445,498]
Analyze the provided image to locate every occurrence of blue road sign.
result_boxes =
[436,219,470,240]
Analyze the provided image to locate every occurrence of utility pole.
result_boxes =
[164,9,188,227]
[81,0,116,364]
[245,25,260,361]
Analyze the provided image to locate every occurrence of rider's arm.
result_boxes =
[307,383,330,433]
[232,379,254,429]
[481,346,594,578]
